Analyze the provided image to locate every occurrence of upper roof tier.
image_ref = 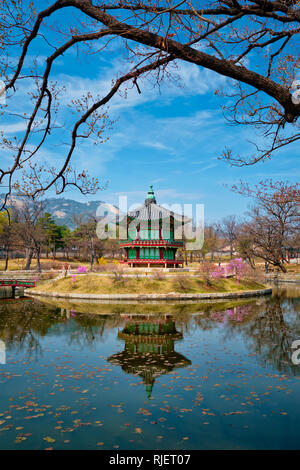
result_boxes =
[123,186,191,224]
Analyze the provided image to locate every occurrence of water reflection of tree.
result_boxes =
[0,300,123,359]
[205,293,300,375]
[172,293,300,376]
[2,293,299,375]
[0,297,251,359]
[62,312,122,348]
[241,294,300,375]
[0,298,61,360]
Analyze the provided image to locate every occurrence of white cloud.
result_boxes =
[0,122,28,134]
[142,141,173,152]
[102,187,204,208]
[54,57,228,117]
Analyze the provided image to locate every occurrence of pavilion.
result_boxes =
[119,185,189,267]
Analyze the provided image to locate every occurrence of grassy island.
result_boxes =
[32,274,267,295]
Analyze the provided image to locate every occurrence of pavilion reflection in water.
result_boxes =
[107,314,191,398]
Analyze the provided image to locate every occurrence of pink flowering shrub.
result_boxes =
[227,258,248,282]
[211,266,225,279]
[77,266,87,273]
[197,261,216,286]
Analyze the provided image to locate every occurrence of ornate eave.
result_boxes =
[119,239,184,248]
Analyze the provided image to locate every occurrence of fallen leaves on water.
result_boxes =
[43,436,56,443]
[137,408,151,416]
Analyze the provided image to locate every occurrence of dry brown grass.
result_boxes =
[34,273,267,295]
[0,258,83,271]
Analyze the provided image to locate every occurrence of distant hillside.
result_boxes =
[0,194,118,229]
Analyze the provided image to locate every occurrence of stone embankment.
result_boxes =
[25,287,272,301]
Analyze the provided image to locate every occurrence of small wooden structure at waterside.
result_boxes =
[0,279,36,297]
[119,185,190,268]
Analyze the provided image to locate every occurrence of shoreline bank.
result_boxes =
[25,287,272,301]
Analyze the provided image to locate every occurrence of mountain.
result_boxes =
[0,194,119,229]
[44,197,119,228]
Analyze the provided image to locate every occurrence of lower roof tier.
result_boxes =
[120,259,184,265]
[119,239,184,248]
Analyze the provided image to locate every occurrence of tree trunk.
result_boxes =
[4,248,9,271]
[90,251,95,271]
[36,246,42,272]
[25,248,34,270]
[278,262,287,273]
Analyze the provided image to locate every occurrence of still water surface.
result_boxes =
[0,285,299,450]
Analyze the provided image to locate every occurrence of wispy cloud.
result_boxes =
[55,58,228,116]
[0,122,28,134]
[142,141,173,152]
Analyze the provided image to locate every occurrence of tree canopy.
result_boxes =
[0,0,299,208]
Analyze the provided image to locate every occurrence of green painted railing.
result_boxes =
[0,279,36,288]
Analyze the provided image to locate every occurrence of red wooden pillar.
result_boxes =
[160,248,163,260]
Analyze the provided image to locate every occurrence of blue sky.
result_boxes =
[1,3,299,224]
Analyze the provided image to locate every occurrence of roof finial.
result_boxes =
[145,184,156,205]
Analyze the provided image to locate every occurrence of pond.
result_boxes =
[0,285,299,450]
